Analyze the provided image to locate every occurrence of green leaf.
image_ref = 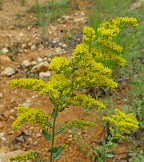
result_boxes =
[55,126,67,136]
[48,147,58,153]
[42,130,52,141]
[52,109,58,118]
[46,122,53,128]
[52,144,66,160]
[49,96,57,106]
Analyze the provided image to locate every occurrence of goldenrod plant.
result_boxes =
[103,109,139,139]
[9,17,139,161]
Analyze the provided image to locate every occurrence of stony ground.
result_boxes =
[0,0,143,162]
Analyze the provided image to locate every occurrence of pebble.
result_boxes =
[1,47,9,54]
[0,92,3,98]
[22,60,31,68]
[27,137,33,144]
[31,44,36,50]
[1,136,7,142]
[15,135,25,143]
[39,71,51,81]
[31,61,49,73]
[3,110,11,119]
[33,141,38,146]
[1,67,16,76]
[35,133,41,138]
[9,116,15,121]
[0,132,4,138]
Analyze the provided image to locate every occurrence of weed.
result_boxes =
[9,17,139,161]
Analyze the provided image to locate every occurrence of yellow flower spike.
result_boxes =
[99,39,123,52]
[98,17,138,37]
[9,78,46,91]
[83,26,96,43]
[49,56,71,71]
[66,119,95,128]
[74,43,89,58]
[68,94,106,110]
[12,106,49,129]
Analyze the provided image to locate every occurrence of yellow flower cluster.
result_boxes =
[99,39,123,52]
[49,56,71,71]
[66,119,95,128]
[78,54,112,75]
[74,43,89,58]
[103,109,139,139]
[98,17,138,37]
[92,48,126,67]
[10,151,36,162]
[9,78,46,91]
[83,26,96,43]
[74,70,118,90]
[12,106,49,129]
[68,94,106,110]
[40,74,70,98]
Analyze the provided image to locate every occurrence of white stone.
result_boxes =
[22,60,31,67]
[39,71,51,81]
[1,67,16,76]
[0,92,3,98]
[1,47,9,54]
[31,44,36,50]
[31,61,49,73]
[0,132,4,138]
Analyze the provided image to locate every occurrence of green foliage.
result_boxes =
[89,136,115,162]
[9,17,139,161]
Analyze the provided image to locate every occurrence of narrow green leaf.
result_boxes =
[53,144,66,160]
[48,147,58,153]
[46,122,53,128]
[55,126,66,136]
[42,130,52,141]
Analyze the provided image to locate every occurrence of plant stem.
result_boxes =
[50,113,57,162]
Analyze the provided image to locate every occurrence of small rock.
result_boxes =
[22,60,31,68]
[0,92,3,98]
[15,135,25,143]
[31,61,49,73]
[3,110,11,119]
[9,116,15,121]
[35,133,41,138]
[36,57,43,63]
[1,47,9,54]
[27,137,33,144]
[1,67,16,76]
[39,71,51,81]
[1,136,7,142]
[33,141,38,146]
[0,132,4,138]
[31,44,36,50]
